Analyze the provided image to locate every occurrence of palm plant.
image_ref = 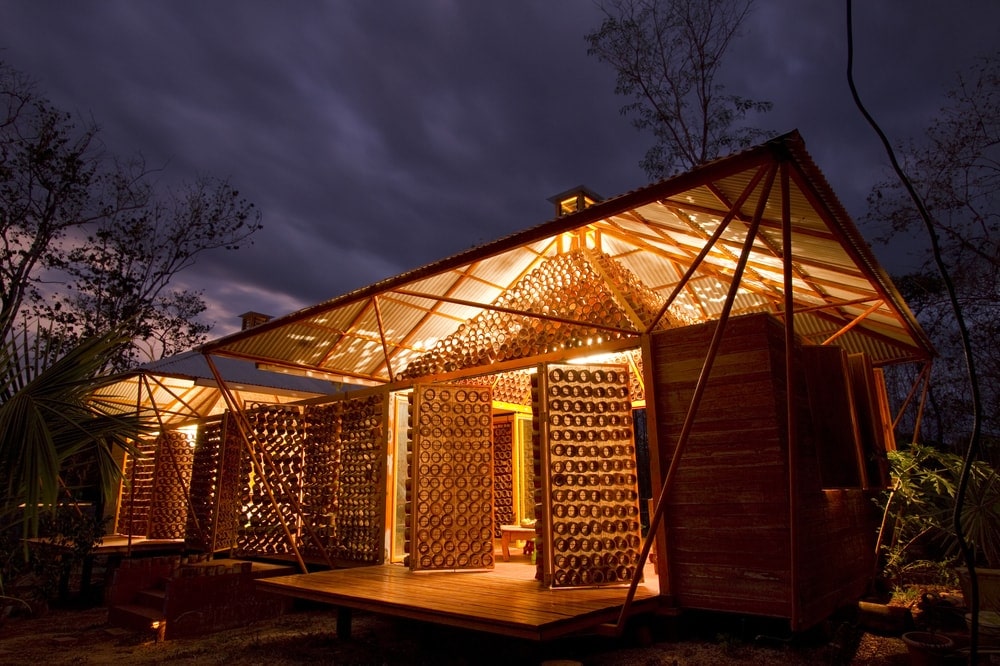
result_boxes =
[0,320,148,542]
[880,444,1000,583]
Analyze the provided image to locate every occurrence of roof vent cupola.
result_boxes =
[548,185,602,217]
[240,311,272,330]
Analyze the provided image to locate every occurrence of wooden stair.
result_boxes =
[107,601,167,641]
[107,556,295,640]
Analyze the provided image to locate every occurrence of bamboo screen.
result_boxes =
[534,363,643,588]
[330,394,388,563]
[298,403,340,559]
[408,384,495,571]
[492,419,515,536]
[236,405,305,557]
[185,415,243,552]
[230,396,388,564]
[115,437,157,536]
[146,429,195,539]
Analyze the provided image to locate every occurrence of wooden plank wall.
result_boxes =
[650,313,792,618]
[793,487,875,628]
[650,313,879,630]
[795,348,879,629]
[799,347,864,488]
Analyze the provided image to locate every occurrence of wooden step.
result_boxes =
[107,603,166,641]
[134,587,166,609]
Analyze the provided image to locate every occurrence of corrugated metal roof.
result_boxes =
[91,350,342,427]
[203,131,933,383]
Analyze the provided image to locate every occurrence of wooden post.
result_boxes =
[204,353,310,573]
[781,159,800,630]
[337,607,352,640]
[608,162,777,633]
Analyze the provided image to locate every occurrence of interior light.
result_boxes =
[568,352,618,365]
[179,424,199,446]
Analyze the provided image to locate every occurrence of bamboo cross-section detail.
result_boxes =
[399,251,690,380]
[532,363,643,588]
[408,384,495,571]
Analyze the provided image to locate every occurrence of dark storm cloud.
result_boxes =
[3,1,998,336]
[731,1,1000,233]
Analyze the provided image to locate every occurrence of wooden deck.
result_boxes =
[256,561,664,641]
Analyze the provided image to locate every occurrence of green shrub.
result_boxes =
[878,444,1000,587]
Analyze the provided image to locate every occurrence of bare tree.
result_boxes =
[1,61,262,370]
[586,0,772,179]
[868,52,1000,456]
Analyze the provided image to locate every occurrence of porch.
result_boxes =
[256,559,665,641]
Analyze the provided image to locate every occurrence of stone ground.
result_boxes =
[0,598,927,665]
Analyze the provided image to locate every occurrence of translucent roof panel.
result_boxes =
[203,132,933,383]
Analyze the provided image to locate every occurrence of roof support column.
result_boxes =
[647,164,770,332]
[781,159,801,630]
[609,162,777,633]
[205,354,308,573]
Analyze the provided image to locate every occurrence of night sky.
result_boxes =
[3,1,998,338]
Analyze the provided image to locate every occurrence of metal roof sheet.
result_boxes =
[203,132,933,383]
[91,350,342,427]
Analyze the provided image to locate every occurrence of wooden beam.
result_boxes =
[609,161,777,634]
[644,164,770,332]
[372,296,395,383]
[780,160,801,631]
[821,300,884,345]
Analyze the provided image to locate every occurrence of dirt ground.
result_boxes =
[0,597,932,666]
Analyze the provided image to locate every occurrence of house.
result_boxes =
[117,131,933,636]
[93,347,342,544]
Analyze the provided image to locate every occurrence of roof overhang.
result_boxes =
[202,131,934,386]
[91,350,344,429]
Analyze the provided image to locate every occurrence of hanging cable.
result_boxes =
[845,1,984,659]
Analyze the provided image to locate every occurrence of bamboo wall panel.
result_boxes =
[147,430,195,539]
[185,421,219,550]
[216,419,245,551]
[181,396,387,563]
[185,416,242,552]
[298,403,341,559]
[399,250,686,380]
[334,394,387,564]
[650,314,791,615]
[533,363,643,588]
[492,419,515,536]
[237,405,305,557]
[409,384,494,571]
[115,438,157,536]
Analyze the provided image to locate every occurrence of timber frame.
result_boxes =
[120,131,935,634]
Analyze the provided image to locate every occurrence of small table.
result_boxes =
[500,525,536,561]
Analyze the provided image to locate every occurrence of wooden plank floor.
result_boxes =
[256,561,663,641]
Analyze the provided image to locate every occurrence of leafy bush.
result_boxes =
[879,444,1000,587]
[1,505,106,612]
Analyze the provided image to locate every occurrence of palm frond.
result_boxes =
[0,321,153,538]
